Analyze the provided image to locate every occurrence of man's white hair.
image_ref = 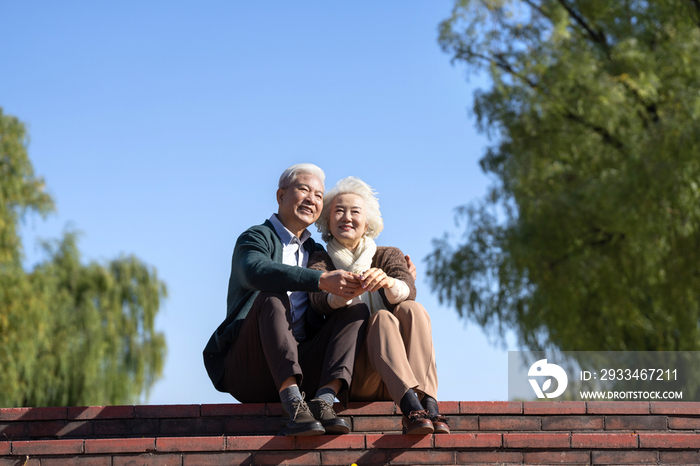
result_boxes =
[278,163,325,189]
[316,176,384,243]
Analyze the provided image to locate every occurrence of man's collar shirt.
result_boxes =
[268,213,312,340]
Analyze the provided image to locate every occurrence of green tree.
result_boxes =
[0,108,166,407]
[428,0,700,351]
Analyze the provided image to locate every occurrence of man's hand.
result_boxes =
[405,254,417,281]
[319,270,364,299]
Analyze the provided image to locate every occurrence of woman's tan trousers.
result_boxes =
[349,300,438,403]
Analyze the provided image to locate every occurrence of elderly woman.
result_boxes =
[308,176,449,435]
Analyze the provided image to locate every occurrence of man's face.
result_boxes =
[276,173,324,236]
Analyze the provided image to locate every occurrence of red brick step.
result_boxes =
[1,401,700,465]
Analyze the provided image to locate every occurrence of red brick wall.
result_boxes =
[1,401,700,465]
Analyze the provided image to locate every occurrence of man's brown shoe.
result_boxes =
[402,410,434,435]
[279,394,325,436]
[308,398,350,434]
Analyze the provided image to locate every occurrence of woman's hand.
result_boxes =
[359,268,395,293]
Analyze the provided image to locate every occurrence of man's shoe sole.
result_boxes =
[279,421,325,436]
[322,418,350,435]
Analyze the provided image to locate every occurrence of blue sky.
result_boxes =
[1,1,516,405]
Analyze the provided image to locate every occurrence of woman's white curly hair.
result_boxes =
[316,176,384,243]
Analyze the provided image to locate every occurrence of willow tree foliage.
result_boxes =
[428,0,700,351]
[0,108,166,407]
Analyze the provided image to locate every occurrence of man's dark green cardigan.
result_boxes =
[203,220,325,392]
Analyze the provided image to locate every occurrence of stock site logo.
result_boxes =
[528,359,568,398]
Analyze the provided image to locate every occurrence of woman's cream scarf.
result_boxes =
[327,237,386,314]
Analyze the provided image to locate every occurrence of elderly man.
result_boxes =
[203,163,368,436]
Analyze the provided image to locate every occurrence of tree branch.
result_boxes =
[554,2,659,126]
[548,229,625,270]
[622,83,660,127]
[468,51,541,90]
[690,0,700,28]
[556,0,610,56]
[563,110,627,154]
[466,50,628,155]
[522,0,551,22]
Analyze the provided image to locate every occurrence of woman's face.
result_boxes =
[330,193,367,250]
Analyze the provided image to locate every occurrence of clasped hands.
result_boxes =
[318,269,390,299]
[318,255,417,299]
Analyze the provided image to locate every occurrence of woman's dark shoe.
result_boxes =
[430,414,450,434]
[279,394,325,436]
[308,398,350,434]
[401,410,434,435]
